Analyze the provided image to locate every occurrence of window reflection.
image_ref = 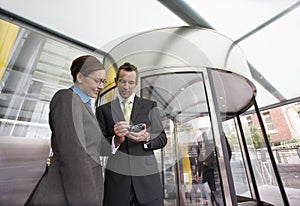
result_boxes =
[141,72,225,205]
[0,19,99,139]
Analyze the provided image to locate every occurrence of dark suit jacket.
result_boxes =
[96,96,167,205]
[25,89,104,206]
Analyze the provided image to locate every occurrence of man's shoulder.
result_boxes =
[99,101,112,109]
[98,98,118,109]
[135,96,155,104]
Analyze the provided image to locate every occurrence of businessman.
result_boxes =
[96,62,167,206]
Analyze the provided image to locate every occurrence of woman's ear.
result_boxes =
[76,72,83,83]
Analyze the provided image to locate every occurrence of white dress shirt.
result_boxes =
[111,94,135,154]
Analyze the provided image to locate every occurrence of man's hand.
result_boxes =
[127,124,149,143]
[113,121,130,146]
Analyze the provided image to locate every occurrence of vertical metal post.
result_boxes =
[236,115,262,204]
[207,69,237,206]
[253,97,290,206]
[173,123,183,206]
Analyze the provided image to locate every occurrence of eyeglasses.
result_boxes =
[118,79,136,86]
[86,76,107,85]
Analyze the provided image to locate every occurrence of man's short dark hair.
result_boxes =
[116,62,138,81]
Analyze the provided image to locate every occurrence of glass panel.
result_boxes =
[223,115,287,205]
[0,17,104,206]
[177,119,222,206]
[222,119,253,199]
[240,102,300,205]
[158,120,178,205]
[0,19,100,139]
[141,72,224,206]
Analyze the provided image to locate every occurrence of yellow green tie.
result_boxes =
[122,99,131,122]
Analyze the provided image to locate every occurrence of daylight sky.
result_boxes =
[1,0,299,107]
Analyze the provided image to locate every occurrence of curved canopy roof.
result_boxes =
[1,0,299,109]
[103,27,257,123]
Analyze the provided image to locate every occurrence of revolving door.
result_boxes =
[99,26,288,205]
[138,67,256,206]
[100,66,267,205]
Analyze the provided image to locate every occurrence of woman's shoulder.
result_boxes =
[50,89,73,103]
[53,88,72,97]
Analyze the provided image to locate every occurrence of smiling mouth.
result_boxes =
[122,90,130,94]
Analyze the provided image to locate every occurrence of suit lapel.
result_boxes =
[131,96,143,123]
[109,96,144,123]
[111,98,125,123]
[86,104,96,117]
[72,91,98,122]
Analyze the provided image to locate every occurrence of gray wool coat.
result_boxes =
[25,89,104,206]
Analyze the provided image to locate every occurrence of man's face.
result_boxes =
[116,69,137,99]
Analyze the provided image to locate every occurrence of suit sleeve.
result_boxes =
[147,101,168,150]
[95,105,114,156]
[50,91,100,205]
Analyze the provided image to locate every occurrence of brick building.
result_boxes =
[246,103,300,144]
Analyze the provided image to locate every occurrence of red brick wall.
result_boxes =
[270,107,292,142]
[249,107,292,143]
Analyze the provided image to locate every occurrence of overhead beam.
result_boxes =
[157,0,286,101]
[157,0,213,29]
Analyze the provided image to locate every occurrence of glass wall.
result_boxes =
[0,16,105,205]
[0,18,103,140]
[99,68,230,205]
[139,70,230,206]
[225,102,300,206]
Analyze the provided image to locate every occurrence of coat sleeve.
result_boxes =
[147,101,168,150]
[50,91,100,205]
[95,105,114,156]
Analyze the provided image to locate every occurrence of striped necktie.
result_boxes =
[122,99,131,122]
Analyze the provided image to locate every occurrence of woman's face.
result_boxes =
[77,69,106,98]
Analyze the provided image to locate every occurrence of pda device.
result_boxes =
[130,123,145,132]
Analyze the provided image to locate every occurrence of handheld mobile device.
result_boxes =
[130,123,145,133]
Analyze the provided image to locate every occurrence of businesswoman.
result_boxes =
[25,55,106,205]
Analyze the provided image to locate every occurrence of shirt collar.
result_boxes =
[119,93,135,104]
[70,85,91,105]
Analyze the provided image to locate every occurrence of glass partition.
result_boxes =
[222,113,298,206]
[0,15,106,206]
[0,18,103,140]
[140,71,225,205]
